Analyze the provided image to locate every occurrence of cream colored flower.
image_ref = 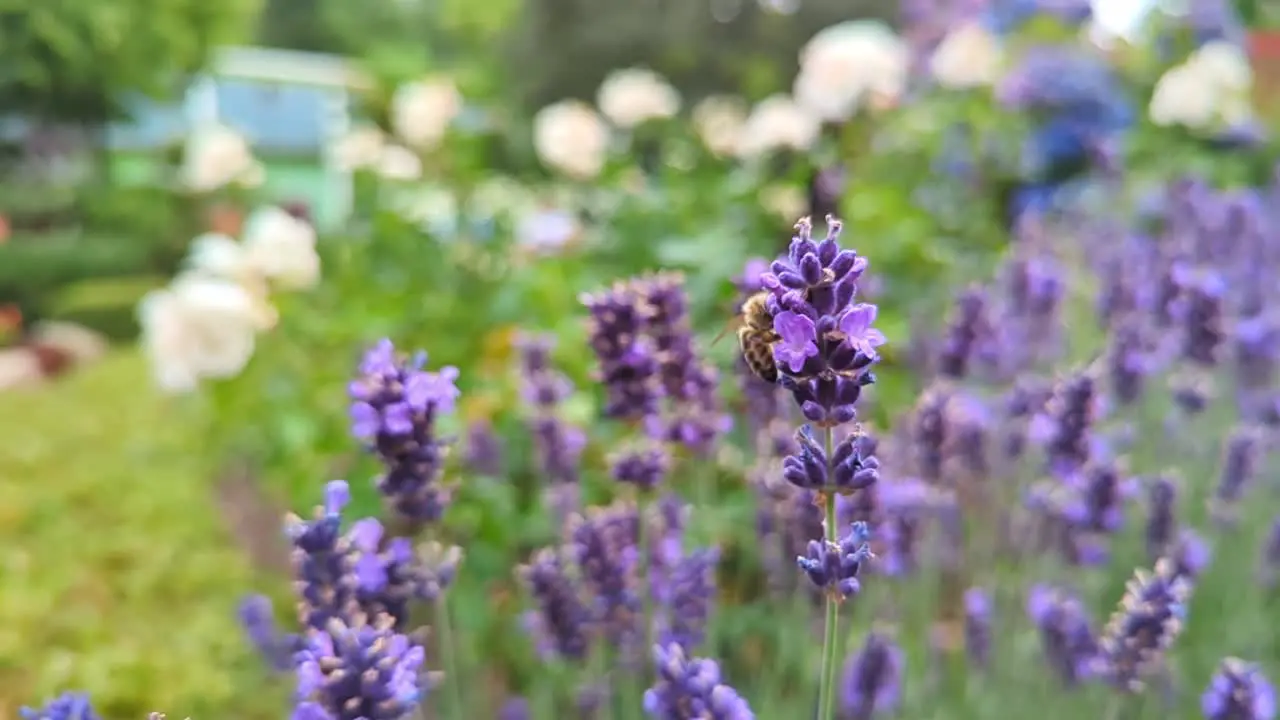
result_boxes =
[794,20,909,121]
[331,126,386,172]
[137,274,265,392]
[242,207,321,290]
[692,95,747,157]
[596,68,680,128]
[533,100,609,180]
[736,95,820,158]
[391,77,462,149]
[1149,41,1254,131]
[930,22,1004,89]
[187,232,252,279]
[182,124,264,192]
[376,145,423,182]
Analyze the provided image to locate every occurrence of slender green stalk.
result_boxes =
[635,488,655,720]
[816,424,841,720]
[434,594,465,719]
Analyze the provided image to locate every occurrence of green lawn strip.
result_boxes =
[0,351,286,719]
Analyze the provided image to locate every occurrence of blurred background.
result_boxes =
[5,0,1280,718]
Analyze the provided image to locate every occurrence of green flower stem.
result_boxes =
[817,424,841,720]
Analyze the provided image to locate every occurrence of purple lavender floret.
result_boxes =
[1210,426,1261,525]
[1173,265,1226,369]
[20,693,100,720]
[582,282,663,421]
[239,594,298,671]
[1093,559,1192,692]
[644,644,755,719]
[1107,319,1149,407]
[797,521,874,598]
[292,614,428,720]
[1145,475,1179,563]
[1170,528,1211,581]
[636,272,731,454]
[569,503,643,650]
[782,424,880,493]
[284,480,457,632]
[517,334,586,489]
[463,419,504,476]
[1032,369,1100,478]
[937,285,994,380]
[610,443,671,493]
[758,217,881,427]
[964,587,993,670]
[660,547,720,653]
[1202,658,1277,720]
[1027,584,1098,686]
[839,630,905,719]
[519,549,592,662]
[348,339,458,524]
[498,697,531,720]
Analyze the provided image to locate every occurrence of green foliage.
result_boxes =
[0,352,284,719]
[47,275,163,341]
[0,231,154,323]
[0,0,260,122]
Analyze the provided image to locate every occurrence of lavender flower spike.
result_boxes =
[797,521,874,599]
[759,216,881,427]
[20,693,101,720]
[1094,558,1192,692]
[644,643,755,719]
[1202,658,1277,720]
[348,339,458,524]
[293,613,429,720]
[783,424,880,493]
[839,630,905,719]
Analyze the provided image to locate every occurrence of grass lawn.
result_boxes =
[0,350,286,719]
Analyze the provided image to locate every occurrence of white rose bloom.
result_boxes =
[391,77,462,149]
[596,68,681,128]
[1149,42,1254,131]
[376,145,423,182]
[794,20,909,121]
[182,124,263,192]
[533,100,609,180]
[736,94,820,158]
[137,274,264,392]
[930,22,1004,89]
[692,95,747,157]
[186,232,251,279]
[242,207,321,290]
[331,126,386,172]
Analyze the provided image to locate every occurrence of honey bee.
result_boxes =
[713,291,781,384]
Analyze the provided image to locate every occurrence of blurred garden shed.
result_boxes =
[113,46,368,231]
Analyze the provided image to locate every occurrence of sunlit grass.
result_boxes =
[0,351,286,719]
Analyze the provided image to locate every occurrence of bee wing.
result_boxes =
[710,315,742,348]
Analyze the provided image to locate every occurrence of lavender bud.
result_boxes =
[1210,426,1261,526]
[19,693,100,720]
[610,444,671,493]
[839,629,905,719]
[1093,559,1192,692]
[796,521,874,599]
[644,644,755,719]
[292,614,428,720]
[1202,658,1277,720]
[782,425,879,494]
[964,587,993,670]
[498,698,531,720]
[348,339,458,524]
[1027,584,1098,686]
[582,281,663,420]
[661,547,720,653]
[937,285,994,380]
[238,594,296,671]
[519,548,592,662]
[1145,475,1179,563]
